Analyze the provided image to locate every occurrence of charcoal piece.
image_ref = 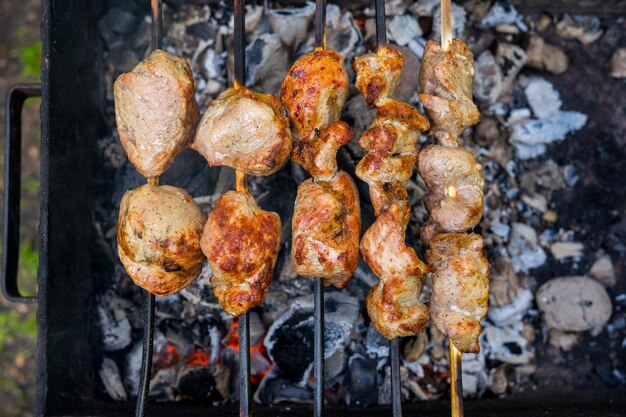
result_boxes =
[264,293,359,383]
[186,22,213,40]
[253,366,313,405]
[175,364,228,401]
[347,355,378,406]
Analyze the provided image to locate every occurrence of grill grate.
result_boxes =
[132,0,406,416]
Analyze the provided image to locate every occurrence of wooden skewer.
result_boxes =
[440,1,463,415]
[449,341,464,417]
[440,0,453,51]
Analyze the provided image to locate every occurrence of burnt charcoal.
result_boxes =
[186,23,214,40]
[347,355,378,406]
[176,365,223,401]
[149,367,177,401]
[99,357,127,401]
[253,366,313,405]
[264,293,359,383]
[365,323,389,358]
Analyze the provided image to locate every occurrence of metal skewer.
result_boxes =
[233,1,252,416]
[312,1,326,416]
[438,1,464,416]
[134,3,162,416]
[372,1,402,416]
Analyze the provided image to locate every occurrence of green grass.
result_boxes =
[18,242,38,296]
[17,41,41,80]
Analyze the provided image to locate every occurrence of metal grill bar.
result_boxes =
[390,338,402,417]
[234,0,246,88]
[239,312,251,417]
[233,2,252,417]
[150,0,163,50]
[314,279,325,417]
[134,2,162,416]
[375,0,387,46]
[135,292,155,417]
[315,0,326,49]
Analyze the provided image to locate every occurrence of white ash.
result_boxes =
[267,2,315,51]
[98,292,133,352]
[609,48,626,79]
[522,77,562,119]
[480,0,519,29]
[100,357,128,401]
[474,50,502,105]
[482,323,533,365]
[388,14,422,47]
[509,111,588,160]
[555,14,604,45]
[507,222,547,273]
[550,241,584,260]
[488,288,534,327]
[461,350,488,398]
[589,254,616,287]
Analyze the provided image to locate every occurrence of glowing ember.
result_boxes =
[185,351,210,366]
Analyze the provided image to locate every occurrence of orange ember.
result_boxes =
[185,351,210,366]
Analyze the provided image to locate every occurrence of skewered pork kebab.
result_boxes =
[353,45,432,339]
[114,49,207,296]
[281,48,361,288]
[417,33,490,354]
[191,49,292,318]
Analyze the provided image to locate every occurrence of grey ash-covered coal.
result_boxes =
[94,0,626,407]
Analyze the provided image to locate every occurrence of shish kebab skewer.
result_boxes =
[281,1,361,413]
[114,1,204,415]
[353,5,432,342]
[417,1,491,416]
[191,0,292,318]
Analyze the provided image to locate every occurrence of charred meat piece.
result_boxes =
[357,100,430,157]
[192,87,292,176]
[355,100,429,215]
[419,39,480,147]
[362,200,430,339]
[291,121,353,180]
[201,191,281,317]
[114,50,199,178]
[280,49,349,140]
[417,145,484,245]
[353,45,404,107]
[292,171,361,288]
[425,233,490,354]
[117,184,206,296]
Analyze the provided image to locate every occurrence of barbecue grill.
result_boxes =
[2,0,625,416]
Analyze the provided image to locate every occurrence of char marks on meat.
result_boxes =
[426,233,489,354]
[292,171,361,289]
[202,191,281,317]
[353,45,431,339]
[117,185,206,296]
[192,87,292,176]
[419,39,480,147]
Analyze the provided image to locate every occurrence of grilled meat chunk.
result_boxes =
[419,39,480,147]
[192,87,292,176]
[201,191,281,317]
[363,200,430,339]
[117,184,206,296]
[355,100,429,215]
[291,121,353,180]
[426,233,490,354]
[353,45,404,107]
[114,50,199,178]
[292,171,361,288]
[417,145,484,245]
[280,49,349,140]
